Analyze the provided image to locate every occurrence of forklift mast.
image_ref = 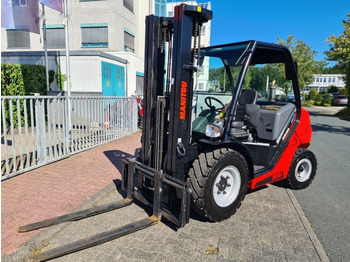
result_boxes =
[141,4,212,177]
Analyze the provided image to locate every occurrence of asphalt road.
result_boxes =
[293,108,350,262]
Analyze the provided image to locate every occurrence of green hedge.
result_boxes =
[1,64,53,96]
[1,64,25,96]
[1,64,54,128]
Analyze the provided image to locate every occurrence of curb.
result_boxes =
[286,189,330,262]
[2,183,117,262]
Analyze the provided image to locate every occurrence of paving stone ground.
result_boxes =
[1,132,141,258]
[1,131,329,261]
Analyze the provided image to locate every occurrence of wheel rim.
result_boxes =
[295,158,312,182]
[213,166,241,208]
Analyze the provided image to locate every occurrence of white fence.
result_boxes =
[1,96,138,180]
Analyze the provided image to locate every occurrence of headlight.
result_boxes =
[205,124,223,138]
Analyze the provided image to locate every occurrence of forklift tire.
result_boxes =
[288,148,317,190]
[188,148,248,222]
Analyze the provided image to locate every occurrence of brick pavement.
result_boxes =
[1,132,141,257]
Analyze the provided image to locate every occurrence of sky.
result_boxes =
[196,0,349,64]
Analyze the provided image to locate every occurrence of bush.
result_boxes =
[1,64,25,96]
[327,85,338,94]
[309,89,318,101]
[323,93,331,105]
[1,64,51,128]
[315,94,322,105]
[335,107,350,118]
[302,101,313,107]
[20,64,48,95]
[1,64,49,96]
[339,87,348,96]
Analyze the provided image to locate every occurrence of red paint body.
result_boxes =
[248,108,312,189]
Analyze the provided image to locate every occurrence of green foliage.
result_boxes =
[1,64,26,128]
[327,85,339,94]
[1,64,48,95]
[209,66,241,92]
[315,94,322,105]
[243,68,252,89]
[325,12,350,107]
[277,35,327,91]
[335,107,350,118]
[302,100,313,107]
[55,56,66,91]
[301,92,307,101]
[323,93,332,105]
[321,65,344,74]
[339,87,348,96]
[1,64,25,96]
[242,64,286,94]
[1,64,49,128]
[309,88,318,101]
[20,65,47,95]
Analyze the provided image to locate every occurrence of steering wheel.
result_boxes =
[204,97,225,113]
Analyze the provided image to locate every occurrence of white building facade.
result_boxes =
[1,0,165,97]
[305,74,346,93]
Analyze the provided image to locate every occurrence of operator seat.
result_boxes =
[230,89,259,138]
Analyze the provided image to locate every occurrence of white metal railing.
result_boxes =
[1,96,138,180]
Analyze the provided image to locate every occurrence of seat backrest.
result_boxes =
[235,90,257,121]
[239,89,257,105]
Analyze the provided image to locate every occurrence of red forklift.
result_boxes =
[21,4,316,261]
[123,3,317,223]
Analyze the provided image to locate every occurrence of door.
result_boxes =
[101,61,125,97]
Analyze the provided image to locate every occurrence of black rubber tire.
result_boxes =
[288,148,317,190]
[187,148,248,222]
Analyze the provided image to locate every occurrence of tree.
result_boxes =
[327,85,339,94]
[309,88,318,101]
[277,35,326,91]
[339,87,348,96]
[321,65,343,74]
[325,12,350,107]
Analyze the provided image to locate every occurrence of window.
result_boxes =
[328,77,331,82]
[7,30,30,49]
[81,24,108,48]
[123,0,133,12]
[323,78,326,83]
[201,26,206,35]
[155,0,166,16]
[46,26,65,49]
[332,77,336,82]
[124,30,135,53]
[136,73,144,97]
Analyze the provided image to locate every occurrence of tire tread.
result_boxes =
[188,148,248,222]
